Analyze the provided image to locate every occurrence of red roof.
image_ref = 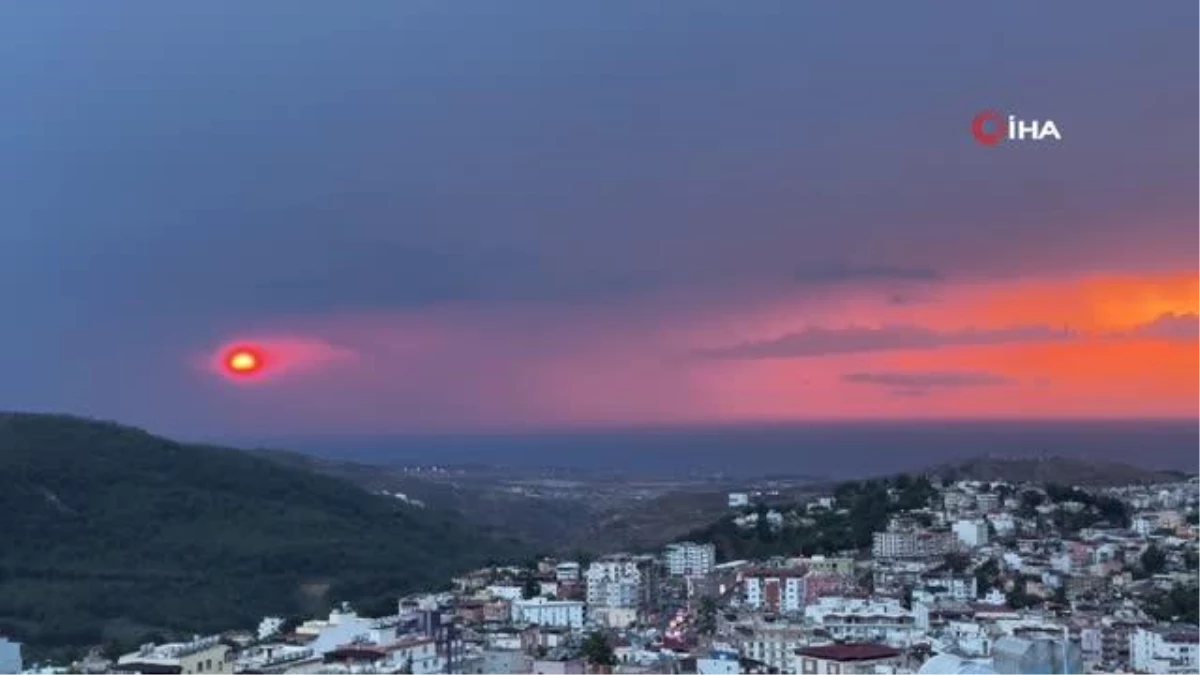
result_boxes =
[797,644,901,662]
[743,567,808,579]
[325,646,388,662]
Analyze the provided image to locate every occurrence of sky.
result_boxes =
[1,2,1196,438]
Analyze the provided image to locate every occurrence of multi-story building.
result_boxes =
[1129,626,1200,674]
[585,556,658,610]
[665,542,716,578]
[915,574,977,603]
[942,491,972,513]
[742,568,806,613]
[735,622,806,674]
[555,561,581,583]
[479,650,532,675]
[796,644,902,675]
[976,492,1001,513]
[510,597,585,629]
[117,636,230,674]
[791,555,854,576]
[992,635,1082,674]
[804,596,917,646]
[873,529,953,559]
[952,519,989,548]
[987,512,1016,536]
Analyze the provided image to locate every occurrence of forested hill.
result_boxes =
[0,413,519,659]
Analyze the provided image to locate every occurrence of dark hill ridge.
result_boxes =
[927,455,1186,486]
[0,413,519,656]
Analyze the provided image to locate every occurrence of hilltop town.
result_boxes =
[16,473,1198,675]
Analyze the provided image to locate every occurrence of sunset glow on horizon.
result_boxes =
[199,270,1199,433]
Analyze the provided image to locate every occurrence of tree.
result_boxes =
[581,632,617,667]
[697,597,718,635]
[755,502,773,541]
[901,585,914,610]
[1006,578,1034,609]
[1149,583,1200,624]
[1017,491,1044,518]
[942,552,971,575]
[857,568,875,594]
[1052,584,1068,606]
[974,558,1001,596]
[522,574,541,600]
[1140,544,1167,576]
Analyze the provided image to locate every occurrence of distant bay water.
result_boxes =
[235,420,1199,480]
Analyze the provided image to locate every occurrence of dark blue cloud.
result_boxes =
[794,264,942,285]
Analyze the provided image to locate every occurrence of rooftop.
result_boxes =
[797,643,902,661]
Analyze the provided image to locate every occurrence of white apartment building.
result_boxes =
[943,491,972,512]
[873,530,952,559]
[987,512,1016,536]
[736,623,806,674]
[117,636,230,675]
[510,597,585,629]
[585,557,656,609]
[915,574,977,603]
[975,492,1001,513]
[486,584,524,601]
[804,596,917,646]
[665,542,716,577]
[952,519,989,548]
[1130,626,1199,674]
[728,492,750,508]
[742,569,806,613]
[555,561,581,583]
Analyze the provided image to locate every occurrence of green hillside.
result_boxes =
[0,413,519,658]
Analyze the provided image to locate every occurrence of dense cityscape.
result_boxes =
[11,471,1197,675]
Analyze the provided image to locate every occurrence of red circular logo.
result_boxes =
[971,110,1005,146]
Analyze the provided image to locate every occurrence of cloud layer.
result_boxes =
[842,371,1016,388]
[694,325,1078,360]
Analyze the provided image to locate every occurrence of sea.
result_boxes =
[245,420,1199,480]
